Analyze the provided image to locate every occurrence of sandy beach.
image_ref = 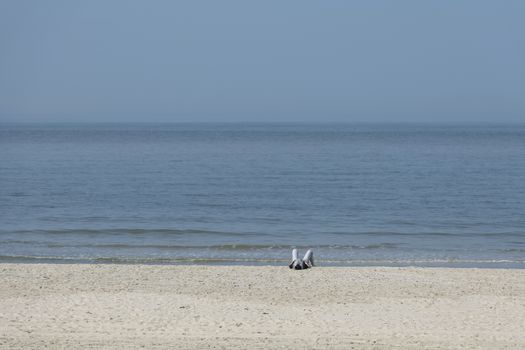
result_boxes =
[0,264,524,349]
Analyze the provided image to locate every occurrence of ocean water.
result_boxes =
[1,123,524,267]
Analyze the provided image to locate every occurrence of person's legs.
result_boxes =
[303,249,314,267]
[289,248,303,269]
[292,248,298,262]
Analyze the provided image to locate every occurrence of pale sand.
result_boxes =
[0,264,524,349]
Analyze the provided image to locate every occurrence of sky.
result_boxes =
[1,1,524,123]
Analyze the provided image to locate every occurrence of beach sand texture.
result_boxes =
[0,264,524,349]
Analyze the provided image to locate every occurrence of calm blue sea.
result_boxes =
[1,123,524,267]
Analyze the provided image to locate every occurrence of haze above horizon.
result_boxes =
[1,1,524,123]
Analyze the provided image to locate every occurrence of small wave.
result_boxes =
[1,241,401,251]
[7,192,30,197]
[0,255,288,265]
[326,231,525,238]
[496,248,525,253]
[93,257,289,264]
[3,229,523,238]
[0,228,263,237]
[0,255,523,268]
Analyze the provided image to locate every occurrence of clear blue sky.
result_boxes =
[1,1,524,122]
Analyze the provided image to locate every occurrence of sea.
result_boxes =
[1,123,524,267]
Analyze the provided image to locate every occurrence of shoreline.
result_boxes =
[1,264,524,349]
[1,256,524,269]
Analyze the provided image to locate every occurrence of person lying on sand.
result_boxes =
[289,248,314,270]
